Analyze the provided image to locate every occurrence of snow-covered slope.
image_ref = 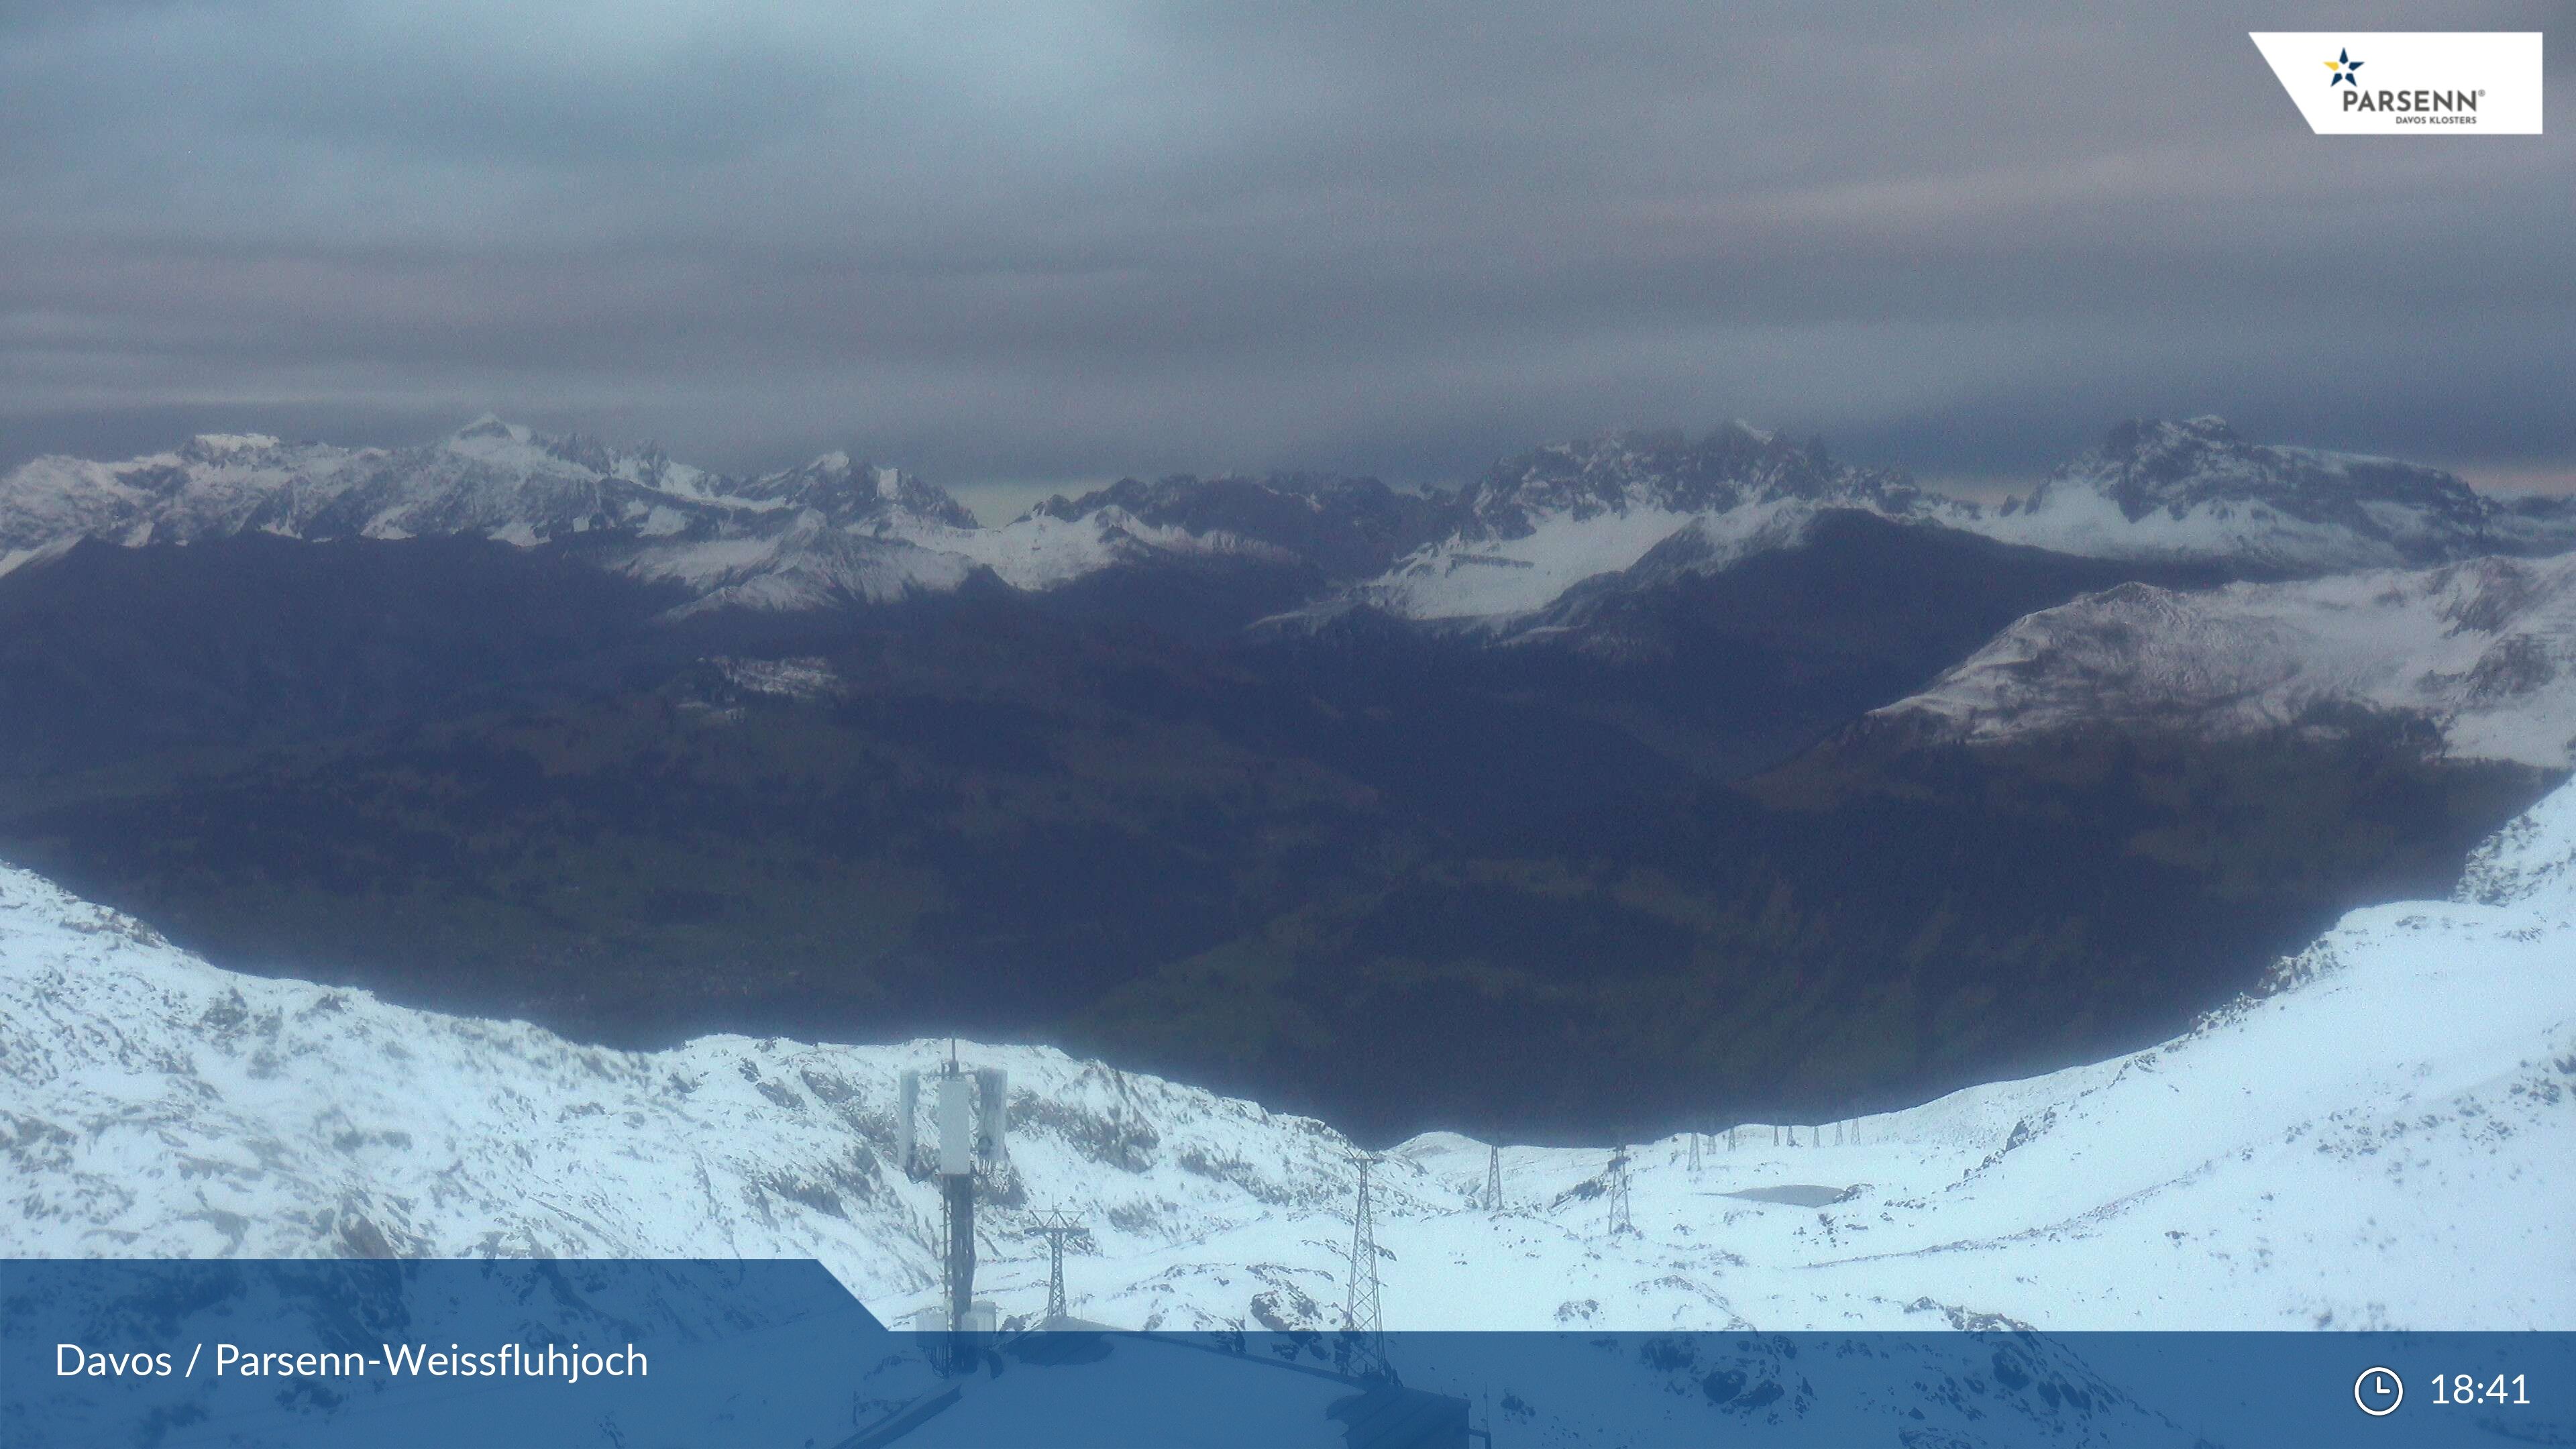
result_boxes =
[1877,552,2576,769]
[0,425,1440,612]
[1312,417,2576,627]
[929,474,1440,592]
[15,415,2566,623]
[915,497,1300,593]
[0,420,986,608]
[1980,415,2570,572]
[617,514,985,614]
[1330,425,1968,623]
[7,780,2571,1336]
[0,432,382,573]
[3,419,769,555]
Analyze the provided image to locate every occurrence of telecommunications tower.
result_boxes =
[897,1044,1010,1369]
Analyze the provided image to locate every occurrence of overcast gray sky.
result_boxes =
[3,0,2569,515]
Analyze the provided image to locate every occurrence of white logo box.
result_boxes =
[2250,32,2543,135]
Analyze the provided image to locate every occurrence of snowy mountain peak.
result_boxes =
[1324,425,1958,622]
[719,451,979,533]
[10,415,2570,619]
[1982,415,2535,571]
[175,431,285,462]
[2082,415,2459,522]
[0,421,994,606]
[1454,425,1919,539]
[1325,417,2576,625]
[1874,550,2576,769]
[1004,472,1442,583]
[448,413,522,442]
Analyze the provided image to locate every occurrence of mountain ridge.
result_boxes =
[1867,551,2576,770]
[1979,415,2543,572]
[11,415,2569,623]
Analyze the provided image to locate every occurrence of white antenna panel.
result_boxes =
[896,1069,920,1173]
[975,1067,1009,1168]
[935,1072,975,1177]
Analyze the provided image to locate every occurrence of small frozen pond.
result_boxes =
[1719,1184,1846,1208]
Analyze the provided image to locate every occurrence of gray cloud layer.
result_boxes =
[3,0,2570,505]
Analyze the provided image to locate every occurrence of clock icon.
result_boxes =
[2355,1366,2405,1417]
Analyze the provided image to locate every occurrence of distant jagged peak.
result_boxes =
[1294,422,1971,625]
[431,416,673,484]
[1872,549,2576,770]
[427,417,716,490]
[2032,415,2483,521]
[1501,421,1827,479]
[1974,416,2565,572]
[347,415,973,529]
[733,451,978,531]
[173,431,288,462]
[871,468,979,531]
[751,448,855,482]
[983,471,1440,584]
[0,417,975,585]
[447,412,521,442]
[1462,422,1920,537]
[1024,471,1426,533]
[1029,470,1400,522]
[439,415,661,478]
[145,431,364,473]
[13,413,2571,618]
[2115,413,2243,450]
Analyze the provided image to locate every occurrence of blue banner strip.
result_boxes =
[4,1260,2568,1446]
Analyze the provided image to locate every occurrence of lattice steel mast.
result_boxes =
[1605,1145,1635,1237]
[1340,1152,1393,1382]
[1034,1208,1084,1326]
